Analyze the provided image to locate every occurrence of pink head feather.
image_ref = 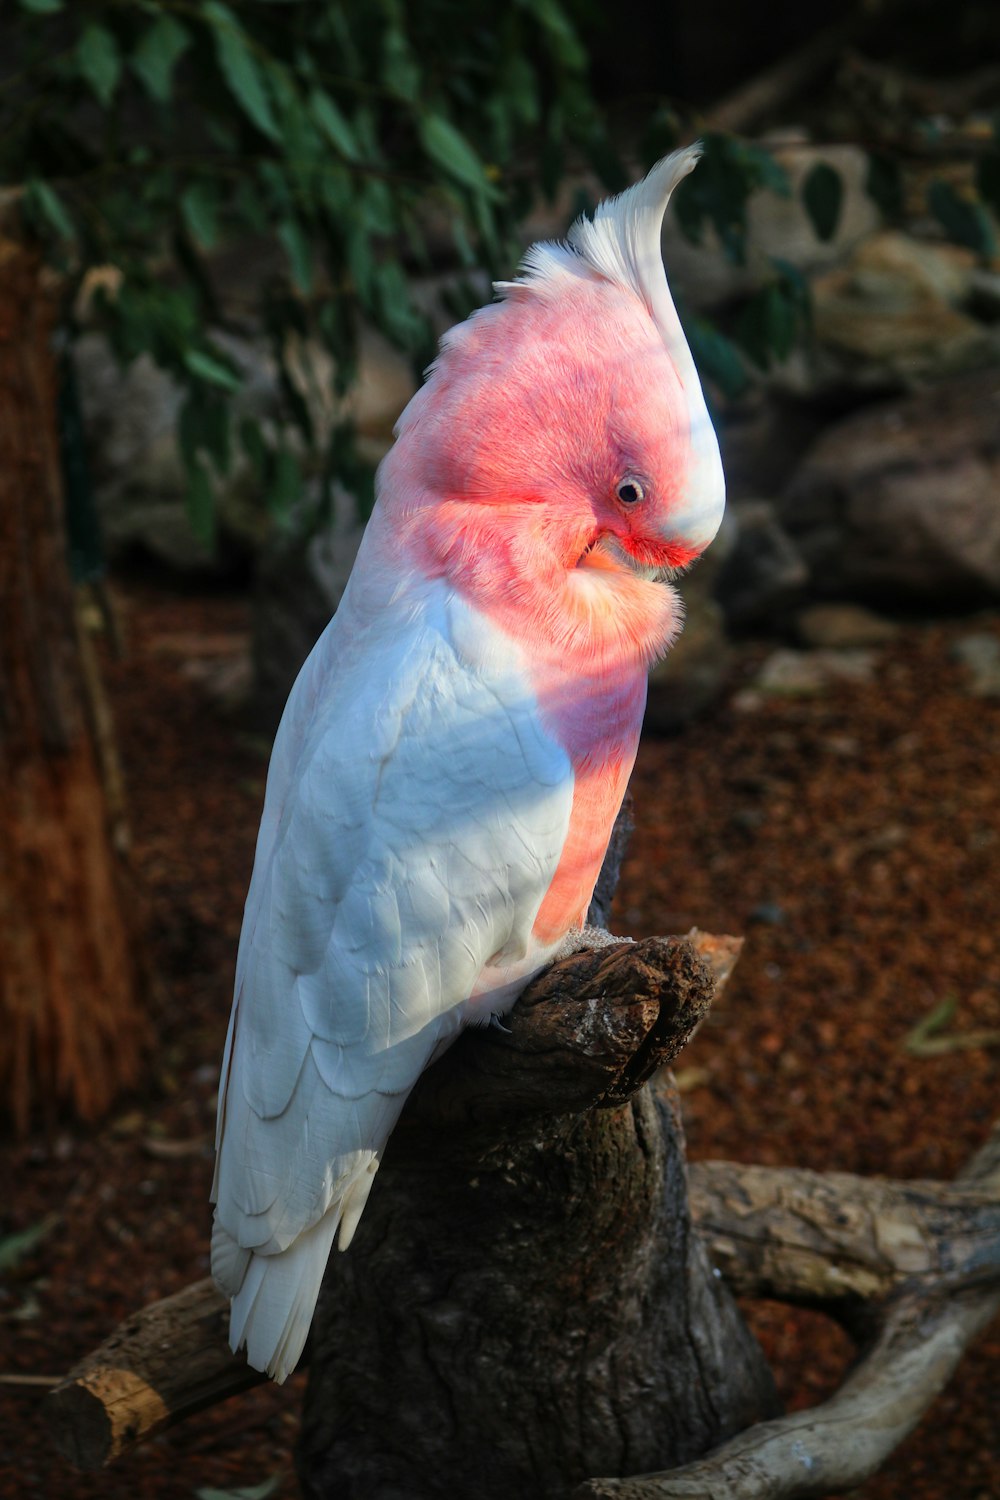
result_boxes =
[379,146,725,676]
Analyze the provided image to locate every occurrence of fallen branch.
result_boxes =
[577,1128,1000,1500]
[689,1160,1000,1316]
[44,1278,263,1469]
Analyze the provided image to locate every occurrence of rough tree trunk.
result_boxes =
[298,937,780,1500]
[0,208,143,1130]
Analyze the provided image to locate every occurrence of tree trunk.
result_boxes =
[0,210,144,1130]
[298,936,780,1500]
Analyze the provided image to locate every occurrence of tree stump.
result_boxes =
[298,936,780,1500]
[0,203,144,1130]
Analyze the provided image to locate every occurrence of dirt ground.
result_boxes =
[1,579,998,1500]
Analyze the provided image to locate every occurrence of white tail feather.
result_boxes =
[212,1155,383,1381]
[224,1210,340,1383]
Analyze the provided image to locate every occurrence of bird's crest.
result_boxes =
[563,145,700,316]
[498,145,702,395]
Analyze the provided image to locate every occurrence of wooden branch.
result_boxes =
[392,931,734,1139]
[43,1278,263,1470]
[577,1127,1000,1500]
[575,1287,1000,1500]
[688,1161,1000,1314]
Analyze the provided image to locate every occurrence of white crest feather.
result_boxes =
[566,144,701,316]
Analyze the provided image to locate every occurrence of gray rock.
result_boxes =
[951,632,1000,697]
[74,330,279,571]
[809,232,996,387]
[734,647,877,709]
[74,323,415,576]
[661,141,883,314]
[795,602,900,649]
[713,500,808,628]
[780,369,1000,606]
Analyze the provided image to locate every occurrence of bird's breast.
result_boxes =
[529,661,647,945]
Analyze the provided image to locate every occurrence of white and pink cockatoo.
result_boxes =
[211,145,725,1382]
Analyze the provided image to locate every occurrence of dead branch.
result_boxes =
[43,1278,264,1469]
[575,1290,1000,1500]
[576,1127,1000,1500]
[689,1160,1000,1315]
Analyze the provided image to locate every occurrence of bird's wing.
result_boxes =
[211,583,572,1377]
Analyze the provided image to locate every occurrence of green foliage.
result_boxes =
[2,0,613,540]
[928,178,997,259]
[673,133,790,267]
[801,161,843,243]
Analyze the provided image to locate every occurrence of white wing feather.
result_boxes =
[211,567,572,1380]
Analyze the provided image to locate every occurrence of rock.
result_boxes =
[74,331,279,572]
[951,632,1000,697]
[250,487,366,730]
[734,647,877,708]
[713,500,808,628]
[718,393,826,498]
[780,369,1000,607]
[809,232,995,386]
[795,603,899,649]
[661,141,883,315]
[283,323,416,455]
[74,323,415,576]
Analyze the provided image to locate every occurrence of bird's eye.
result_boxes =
[617,478,645,505]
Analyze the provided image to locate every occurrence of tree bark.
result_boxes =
[297,934,780,1500]
[0,207,144,1130]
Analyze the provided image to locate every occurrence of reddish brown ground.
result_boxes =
[1,581,998,1499]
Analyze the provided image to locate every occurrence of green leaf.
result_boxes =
[240,417,266,471]
[737,282,798,369]
[742,143,791,198]
[639,105,679,170]
[183,348,242,391]
[418,113,496,198]
[375,260,424,350]
[0,1214,59,1274]
[24,178,74,241]
[309,89,359,161]
[182,394,232,475]
[531,0,587,71]
[205,1,280,142]
[181,182,218,248]
[277,218,313,294]
[865,151,904,219]
[382,27,420,102]
[928,179,997,258]
[684,318,748,398]
[184,457,215,547]
[132,15,191,105]
[267,448,301,516]
[975,150,1000,218]
[77,23,122,109]
[501,55,540,128]
[802,161,843,243]
[195,1474,282,1500]
[18,0,63,12]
